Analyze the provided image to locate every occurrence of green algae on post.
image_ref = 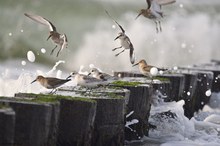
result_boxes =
[112,81,142,87]
[0,103,10,109]
[153,77,170,82]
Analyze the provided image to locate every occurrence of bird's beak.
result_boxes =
[114,35,120,41]
[135,12,143,20]
[47,34,52,41]
[66,75,72,80]
[88,72,91,76]
[31,79,37,84]
[132,62,139,67]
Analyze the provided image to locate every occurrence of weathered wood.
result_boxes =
[58,86,129,146]
[180,72,198,119]
[152,81,171,102]
[156,74,185,102]
[48,102,60,146]
[179,66,220,92]
[91,98,125,146]
[178,69,214,116]
[0,108,15,146]
[110,79,153,141]
[0,100,52,146]
[57,98,97,146]
[193,71,213,112]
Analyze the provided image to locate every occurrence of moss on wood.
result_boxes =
[111,81,142,87]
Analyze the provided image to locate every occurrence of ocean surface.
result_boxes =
[0,0,220,145]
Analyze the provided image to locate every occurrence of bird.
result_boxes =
[132,59,167,76]
[31,75,71,94]
[105,10,135,64]
[135,0,176,33]
[88,67,118,81]
[67,71,106,88]
[24,13,68,57]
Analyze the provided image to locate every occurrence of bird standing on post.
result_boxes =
[67,71,106,88]
[24,13,68,57]
[135,0,176,33]
[88,67,118,81]
[31,75,71,94]
[105,10,135,64]
[133,59,167,77]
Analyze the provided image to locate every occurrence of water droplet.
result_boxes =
[41,48,46,54]
[27,51,36,62]
[150,67,158,76]
[181,43,186,48]
[187,91,190,96]
[205,89,211,96]
[21,60,26,66]
[112,25,116,29]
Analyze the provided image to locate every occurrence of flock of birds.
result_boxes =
[28,0,176,94]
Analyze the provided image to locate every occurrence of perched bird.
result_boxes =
[67,71,105,88]
[105,10,135,64]
[135,0,176,33]
[133,59,166,76]
[31,75,71,94]
[88,67,117,81]
[24,13,68,57]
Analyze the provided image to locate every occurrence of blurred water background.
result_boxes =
[1,1,220,145]
[1,0,220,73]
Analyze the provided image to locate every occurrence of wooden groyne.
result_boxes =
[0,60,219,146]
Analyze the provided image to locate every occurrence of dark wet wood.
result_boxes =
[0,108,15,146]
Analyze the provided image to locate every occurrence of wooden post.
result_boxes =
[0,107,15,146]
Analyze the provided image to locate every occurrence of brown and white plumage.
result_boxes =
[24,13,68,57]
[133,59,166,76]
[136,0,176,33]
[105,10,135,64]
[31,75,70,94]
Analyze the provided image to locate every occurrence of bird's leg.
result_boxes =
[115,49,125,57]
[112,46,122,51]
[56,47,61,57]
[158,21,162,32]
[50,45,57,55]
[154,21,159,33]
[49,88,57,94]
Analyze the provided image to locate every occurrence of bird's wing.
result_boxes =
[129,46,135,64]
[61,34,68,51]
[146,0,152,9]
[24,13,56,31]
[105,10,125,33]
[47,78,70,88]
[155,0,176,6]
[82,75,101,83]
[150,0,162,12]
[124,36,135,64]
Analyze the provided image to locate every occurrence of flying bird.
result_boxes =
[24,13,68,57]
[31,75,70,94]
[105,10,135,64]
[135,0,176,33]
